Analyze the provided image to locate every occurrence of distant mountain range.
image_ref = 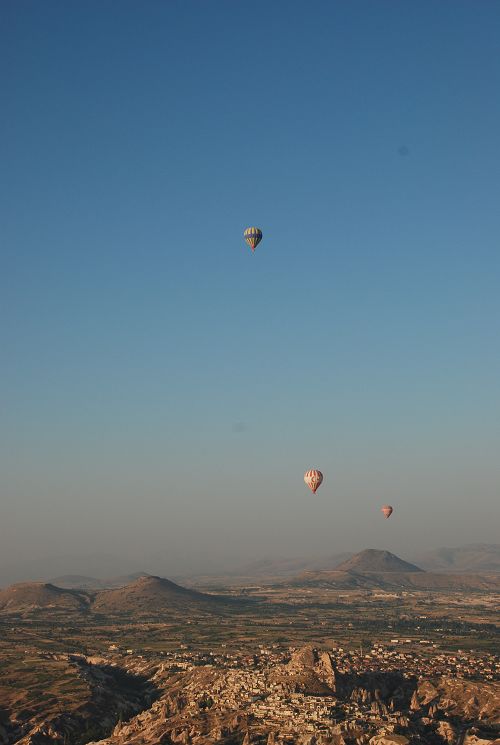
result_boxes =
[0,552,145,587]
[412,544,500,573]
[208,544,500,581]
[234,553,354,577]
[1,544,499,589]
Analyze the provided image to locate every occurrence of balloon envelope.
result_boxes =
[381,505,393,519]
[304,469,323,494]
[244,227,262,251]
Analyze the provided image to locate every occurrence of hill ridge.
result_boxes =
[90,574,235,614]
[0,581,90,612]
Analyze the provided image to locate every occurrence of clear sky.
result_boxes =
[1,1,499,580]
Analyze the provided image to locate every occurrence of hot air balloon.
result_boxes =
[304,469,323,494]
[244,227,262,252]
[381,505,393,519]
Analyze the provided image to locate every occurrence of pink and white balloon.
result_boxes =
[304,469,323,494]
[381,505,394,519]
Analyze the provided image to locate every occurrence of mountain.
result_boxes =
[289,549,500,591]
[335,549,423,573]
[0,582,90,613]
[91,575,233,614]
[414,544,500,573]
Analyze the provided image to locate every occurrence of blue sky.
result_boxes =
[1,1,499,576]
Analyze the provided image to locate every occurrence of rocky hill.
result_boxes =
[0,582,90,613]
[335,549,423,573]
[91,575,233,614]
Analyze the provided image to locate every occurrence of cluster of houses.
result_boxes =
[110,640,499,684]
[327,644,499,681]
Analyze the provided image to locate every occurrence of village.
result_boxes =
[110,640,500,683]
[99,641,500,744]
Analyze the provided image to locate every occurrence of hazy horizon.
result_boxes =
[2,540,500,588]
[2,2,500,579]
